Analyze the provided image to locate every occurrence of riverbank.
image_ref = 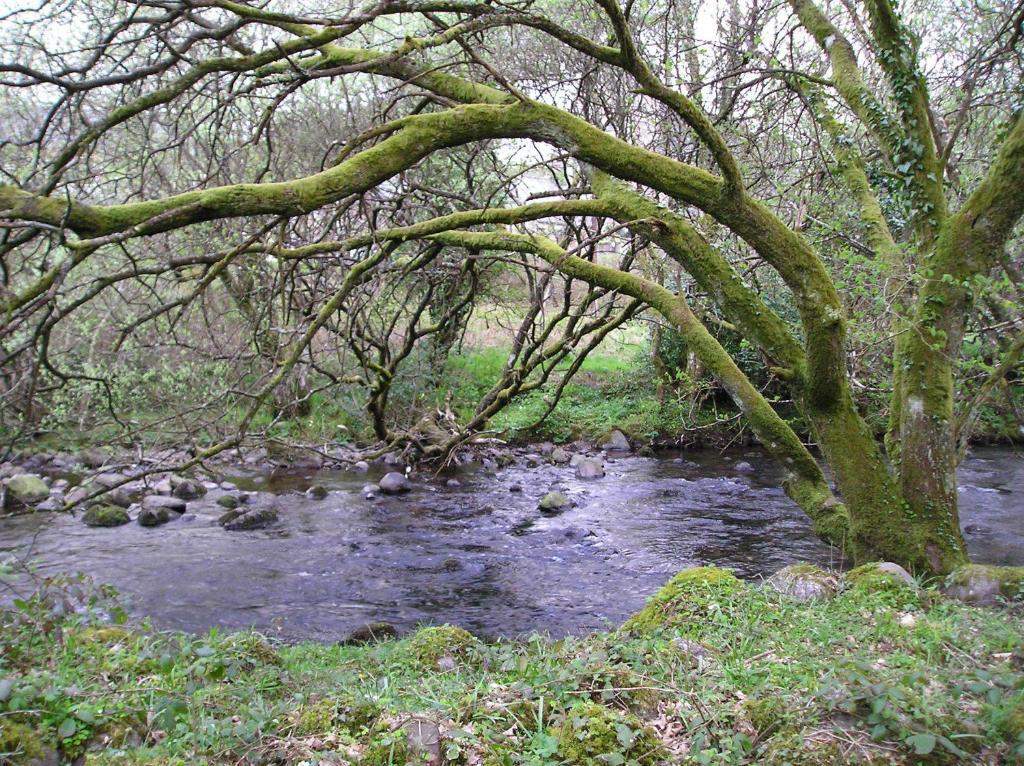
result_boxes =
[1,565,1022,765]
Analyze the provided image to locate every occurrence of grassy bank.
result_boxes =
[2,566,1023,765]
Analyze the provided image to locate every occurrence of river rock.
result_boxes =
[509,484,523,493]
[36,496,64,512]
[138,506,172,527]
[83,505,130,527]
[219,506,279,531]
[734,461,755,474]
[445,479,461,488]
[217,494,242,509]
[305,484,329,500]
[153,478,173,495]
[142,495,186,514]
[379,472,412,494]
[352,460,370,472]
[766,564,838,601]
[524,454,543,467]
[93,472,128,488]
[551,446,571,464]
[601,429,631,452]
[342,621,398,645]
[569,453,585,468]
[538,491,571,514]
[3,474,49,508]
[66,483,98,506]
[103,488,133,508]
[78,449,108,469]
[171,477,206,500]
[575,458,605,480]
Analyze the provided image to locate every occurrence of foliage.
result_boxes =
[6,567,1021,764]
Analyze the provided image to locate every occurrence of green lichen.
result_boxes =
[408,625,478,669]
[553,701,664,766]
[622,566,744,634]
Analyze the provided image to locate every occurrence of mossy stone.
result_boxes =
[82,504,130,527]
[943,564,1024,605]
[623,566,744,633]
[553,701,664,765]
[408,625,478,669]
[766,563,838,601]
[844,562,921,607]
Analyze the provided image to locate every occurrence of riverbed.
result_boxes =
[1,446,1021,640]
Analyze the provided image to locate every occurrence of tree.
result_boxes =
[0,0,1022,573]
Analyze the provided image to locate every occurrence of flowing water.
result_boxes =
[1,446,1021,641]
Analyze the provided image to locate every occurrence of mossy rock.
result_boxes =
[553,701,665,765]
[622,566,745,634]
[82,504,130,527]
[4,474,49,508]
[943,564,1024,606]
[291,694,382,737]
[408,625,478,670]
[843,562,921,607]
[766,563,838,601]
[0,721,54,765]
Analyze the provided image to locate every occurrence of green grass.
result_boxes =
[2,567,1022,765]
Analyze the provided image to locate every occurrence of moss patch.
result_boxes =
[622,566,745,634]
[82,504,130,527]
[553,701,665,765]
[408,625,478,670]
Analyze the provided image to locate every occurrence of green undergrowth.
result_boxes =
[445,348,746,446]
[2,567,1023,765]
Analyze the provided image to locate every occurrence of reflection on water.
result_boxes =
[1,446,1021,641]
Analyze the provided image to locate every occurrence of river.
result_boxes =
[1,446,1021,640]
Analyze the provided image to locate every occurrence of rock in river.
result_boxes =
[138,506,173,527]
[538,491,571,514]
[3,474,49,508]
[171,477,206,500]
[379,472,412,495]
[601,429,631,452]
[142,495,187,514]
[82,504,130,527]
[551,446,571,464]
[219,506,279,531]
[575,458,605,480]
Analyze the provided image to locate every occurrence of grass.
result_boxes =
[1,566,1022,765]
